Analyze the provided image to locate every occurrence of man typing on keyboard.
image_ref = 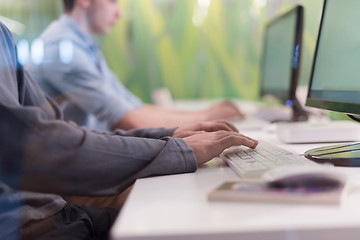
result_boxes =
[0,21,258,240]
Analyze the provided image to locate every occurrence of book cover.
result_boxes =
[208,179,345,205]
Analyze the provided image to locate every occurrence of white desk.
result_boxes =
[111,126,360,240]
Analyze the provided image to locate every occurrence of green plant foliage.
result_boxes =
[0,0,61,40]
[102,0,263,103]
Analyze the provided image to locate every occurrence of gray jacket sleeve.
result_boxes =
[112,127,177,139]
[0,23,197,197]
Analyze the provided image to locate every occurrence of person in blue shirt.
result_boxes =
[26,0,245,132]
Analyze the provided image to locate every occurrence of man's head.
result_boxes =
[63,0,121,35]
[63,0,76,12]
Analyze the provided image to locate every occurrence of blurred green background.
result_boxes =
[0,0,324,103]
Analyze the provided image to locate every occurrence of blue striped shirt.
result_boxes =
[26,15,142,131]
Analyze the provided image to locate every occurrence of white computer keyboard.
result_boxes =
[220,141,317,178]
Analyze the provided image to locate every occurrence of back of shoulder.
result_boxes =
[40,16,69,39]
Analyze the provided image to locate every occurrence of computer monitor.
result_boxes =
[260,5,308,122]
[304,0,360,166]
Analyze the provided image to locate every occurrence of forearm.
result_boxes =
[1,106,197,197]
[115,105,207,130]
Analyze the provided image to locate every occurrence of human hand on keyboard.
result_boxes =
[173,120,239,138]
[182,131,258,166]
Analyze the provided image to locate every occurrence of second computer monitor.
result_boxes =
[260,5,307,121]
[306,0,360,115]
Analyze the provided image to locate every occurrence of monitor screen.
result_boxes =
[304,0,360,167]
[306,0,360,115]
[261,6,303,104]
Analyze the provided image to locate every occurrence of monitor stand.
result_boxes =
[291,98,309,122]
[304,143,360,167]
[254,97,309,123]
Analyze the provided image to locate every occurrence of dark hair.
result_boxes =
[63,0,76,12]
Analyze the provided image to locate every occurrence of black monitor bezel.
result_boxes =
[260,5,304,104]
[306,0,360,115]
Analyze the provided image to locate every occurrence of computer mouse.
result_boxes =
[262,165,347,190]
